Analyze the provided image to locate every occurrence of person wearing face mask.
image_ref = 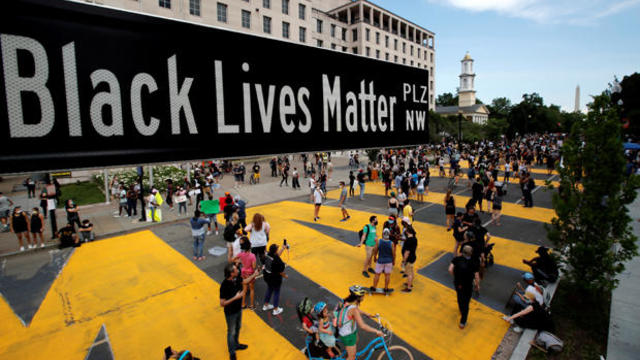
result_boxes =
[448,245,480,329]
[357,216,378,278]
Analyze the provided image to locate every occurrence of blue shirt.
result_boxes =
[236,200,247,219]
[377,239,393,264]
[190,217,210,236]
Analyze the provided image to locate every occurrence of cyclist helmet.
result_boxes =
[314,301,327,314]
[349,285,367,297]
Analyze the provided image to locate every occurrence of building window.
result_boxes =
[317,40,323,47]
[376,50,380,59]
[282,0,289,14]
[365,28,370,41]
[394,39,398,50]
[159,0,170,9]
[352,47,358,54]
[263,16,271,33]
[299,26,306,42]
[331,24,336,37]
[394,55,398,63]
[430,80,434,89]
[217,3,227,22]
[343,46,348,52]
[410,45,414,56]
[366,47,370,56]
[402,58,406,64]
[331,43,336,50]
[417,48,420,58]
[263,0,270,9]
[189,0,200,16]
[376,32,380,44]
[402,42,406,53]
[430,66,433,74]
[342,29,346,41]
[385,35,389,48]
[241,10,251,28]
[424,51,427,60]
[411,60,414,66]
[430,53,433,62]
[352,29,358,41]
[316,19,323,33]
[282,21,290,38]
[298,4,305,20]
[385,53,389,61]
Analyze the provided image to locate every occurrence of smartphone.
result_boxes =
[164,346,173,358]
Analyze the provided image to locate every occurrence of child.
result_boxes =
[315,302,340,358]
[233,240,256,309]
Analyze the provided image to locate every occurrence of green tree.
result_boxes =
[484,117,509,140]
[487,97,512,119]
[611,73,640,137]
[547,90,639,296]
[436,92,458,106]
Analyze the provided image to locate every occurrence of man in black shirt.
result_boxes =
[220,263,260,360]
[471,177,485,212]
[449,245,480,329]
[357,169,366,200]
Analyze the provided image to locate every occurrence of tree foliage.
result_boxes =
[436,92,458,106]
[547,89,639,296]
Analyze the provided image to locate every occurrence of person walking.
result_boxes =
[338,182,351,222]
[44,181,58,238]
[190,210,210,261]
[444,189,456,229]
[262,242,287,316]
[244,213,270,266]
[220,263,260,360]
[30,208,45,248]
[126,184,138,218]
[292,167,300,189]
[349,171,356,197]
[11,206,32,251]
[522,172,535,208]
[115,184,127,217]
[175,186,188,215]
[313,186,324,222]
[137,176,147,222]
[24,178,36,198]
[448,245,480,329]
[279,163,289,187]
[357,216,378,278]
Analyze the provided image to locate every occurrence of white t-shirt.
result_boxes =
[309,178,316,189]
[245,222,270,248]
[314,189,324,204]
[526,284,544,305]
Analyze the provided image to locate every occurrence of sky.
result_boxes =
[371,0,640,112]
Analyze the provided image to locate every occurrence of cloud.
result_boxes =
[428,0,640,24]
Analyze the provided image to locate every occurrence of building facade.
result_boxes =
[83,0,436,110]
[436,52,489,125]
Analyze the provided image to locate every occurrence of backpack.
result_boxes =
[357,224,371,242]
[297,297,314,322]
[534,331,563,353]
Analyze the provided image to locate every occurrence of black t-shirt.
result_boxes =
[65,203,79,218]
[223,222,240,243]
[264,253,285,286]
[472,225,488,245]
[253,165,260,173]
[462,212,478,227]
[349,174,355,186]
[452,218,464,241]
[402,236,417,263]
[472,183,484,198]
[357,172,365,183]
[220,276,243,315]
[451,256,479,289]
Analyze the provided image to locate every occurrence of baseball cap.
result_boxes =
[522,272,534,281]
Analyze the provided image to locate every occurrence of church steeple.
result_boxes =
[458,52,476,107]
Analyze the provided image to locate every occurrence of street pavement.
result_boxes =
[0,157,561,360]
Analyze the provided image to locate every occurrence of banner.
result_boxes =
[0,0,429,173]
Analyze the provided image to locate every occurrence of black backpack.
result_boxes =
[357,224,370,242]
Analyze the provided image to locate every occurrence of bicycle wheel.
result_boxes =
[376,345,414,360]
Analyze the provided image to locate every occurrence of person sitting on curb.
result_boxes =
[509,272,544,313]
[78,219,95,242]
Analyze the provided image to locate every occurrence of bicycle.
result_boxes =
[304,314,413,360]
[249,172,260,185]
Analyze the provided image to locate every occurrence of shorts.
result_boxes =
[315,203,322,206]
[417,188,425,194]
[388,208,398,216]
[375,262,393,274]
[404,261,414,274]
[341,204,348,211]
[0,209,9,219]
[493,205,502,211]
[365,245,375,259]
[340,332,358,347]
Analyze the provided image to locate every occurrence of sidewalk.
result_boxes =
[607,193,640,359]
[0,152,363,256]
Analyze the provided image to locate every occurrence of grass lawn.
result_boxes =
[527,283,610,359]
[56,181,105,208]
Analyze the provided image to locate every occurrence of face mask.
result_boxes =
[373,221,378,226]
[388,220,395,224]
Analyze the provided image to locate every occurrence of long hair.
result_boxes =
[445,189,452,200]
[252,213,264,231]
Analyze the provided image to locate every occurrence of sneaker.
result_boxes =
[272,307,283,315]
[216,230,219,235]
[339,218,347,222]
[19,246,24,251]
[262,304,274,311]
[401,288,412,293]
[40,243,45,248]
[113,215,120,218]
[368,268,375,274]
[206,231,212,236]
[459,323,466,329]
[236,344,248,350]
[513,326,523,333]
[28,244,33,249]
[346,216,351,220]
[362,271,370,278]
